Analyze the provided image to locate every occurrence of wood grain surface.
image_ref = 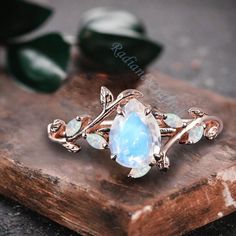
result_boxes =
[0,71,236,236]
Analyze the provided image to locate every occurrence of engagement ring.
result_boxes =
[47,87,223,178]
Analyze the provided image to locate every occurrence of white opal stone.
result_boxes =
[66,118,82,137]
[128,165,151,178]
[86,133,107,149]
[164,113,183,128]
[109,99,161,169]
[188,125,204,144]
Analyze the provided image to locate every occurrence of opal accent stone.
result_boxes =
[164,113,183,128]
[109,99,161,169]
[86,133,107,149]
[128,165,152,178]
[66,118,81,137]
[188,125,204,144]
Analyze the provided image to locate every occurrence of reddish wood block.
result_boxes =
[0,72,236,236]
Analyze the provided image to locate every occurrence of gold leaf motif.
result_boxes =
[117,89,143,101]
[100,86,114,108]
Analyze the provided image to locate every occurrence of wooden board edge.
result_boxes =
[1,141,236,236]
[128,164,236,236]
[0,154,130,236]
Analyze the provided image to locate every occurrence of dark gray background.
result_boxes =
[0,0,236,235]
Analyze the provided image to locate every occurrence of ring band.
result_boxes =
[47,87,223,178]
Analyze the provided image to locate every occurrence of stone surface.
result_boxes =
[109,99,161,169]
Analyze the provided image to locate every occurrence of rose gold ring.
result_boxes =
[47,87,223,178]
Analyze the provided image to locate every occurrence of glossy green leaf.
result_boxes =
[7,33,70,93]
[79,8,146,35]
[78,8,163,72]
[0,0,52,41]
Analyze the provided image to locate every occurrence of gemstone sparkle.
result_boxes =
[164,113,183,128]
[109,99,161,169]
[187,125,204,144]
[66,118,82,137]
[86,133,107,149]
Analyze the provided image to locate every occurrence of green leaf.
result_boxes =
[7,33,71,93]
[79,8,146,35]
[77,8,163,72]
[0,0,52,41]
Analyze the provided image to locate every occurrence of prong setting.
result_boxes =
[111,154,117,160]
[153,153,161,161]
[102,142,108,149]
[117,105,125,116]
[76,116,81,121]
[144,105,152,116]
[82,132,87,139]
[162,114,167,119]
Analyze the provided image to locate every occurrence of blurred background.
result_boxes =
[26,0,236,97]
[0,0,236,235]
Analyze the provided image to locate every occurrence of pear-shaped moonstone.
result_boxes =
[109,99,161,169]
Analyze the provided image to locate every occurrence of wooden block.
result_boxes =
[0,71,236,236]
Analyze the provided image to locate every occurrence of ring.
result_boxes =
[47,87,223,178]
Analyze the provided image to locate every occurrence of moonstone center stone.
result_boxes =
[109,99,161,169]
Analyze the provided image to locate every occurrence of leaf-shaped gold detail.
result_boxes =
[100,86,114,108]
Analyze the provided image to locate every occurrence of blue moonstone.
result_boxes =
[110,112,151,168]
[109,99,161,169]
